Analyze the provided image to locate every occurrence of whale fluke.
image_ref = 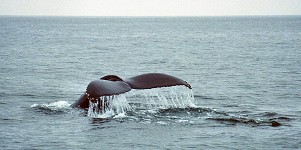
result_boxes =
[86,80,131,98]
[72,73,191,109]
[125,73,191,89]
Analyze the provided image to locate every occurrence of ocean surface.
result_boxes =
[0,16,300,149]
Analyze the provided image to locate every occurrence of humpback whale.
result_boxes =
[71,73,192,109]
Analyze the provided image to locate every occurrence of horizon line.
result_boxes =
[1,14,301,18]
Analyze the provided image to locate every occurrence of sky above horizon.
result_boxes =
[1,0,301,16]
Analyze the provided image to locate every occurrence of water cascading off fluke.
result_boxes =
[87,94,131,118]
[87,86,196,118]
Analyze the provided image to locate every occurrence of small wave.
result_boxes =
[0,92,6,97]
[0,117,22,124]
[194,95,215,100]
[207,117,282,127]
[256,112,291,120]
[124,106,213,125]
[158,107,214,114]
[0,92,37,98]
[207,111,292,127]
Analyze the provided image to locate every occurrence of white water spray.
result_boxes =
[127,86,196,109]
[87,86,196,118]
[87,94,131,118]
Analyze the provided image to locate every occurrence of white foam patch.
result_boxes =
[113,112,127,119]
[156,121,168,125]
[31,100,71,109]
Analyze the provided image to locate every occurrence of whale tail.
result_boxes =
[72,73,192,109]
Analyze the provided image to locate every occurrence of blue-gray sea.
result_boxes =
[0,16,301,149]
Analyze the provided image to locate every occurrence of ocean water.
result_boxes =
[0,16,301,149]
